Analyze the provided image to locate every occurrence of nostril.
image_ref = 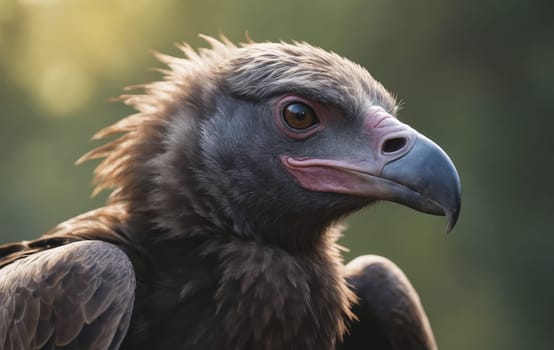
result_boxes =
[382,137,407,154]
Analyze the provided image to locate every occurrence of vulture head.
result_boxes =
[83,36,461,252]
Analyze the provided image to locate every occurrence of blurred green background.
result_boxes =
[1,0,553,348]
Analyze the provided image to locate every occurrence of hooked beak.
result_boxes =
[281,109,461,232]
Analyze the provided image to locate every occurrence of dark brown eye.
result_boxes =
[282,102,319,130]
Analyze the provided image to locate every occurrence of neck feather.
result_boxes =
[202,226,356,350]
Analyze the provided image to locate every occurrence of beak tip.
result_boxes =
[445,205,461,234]
[446,221,455,234]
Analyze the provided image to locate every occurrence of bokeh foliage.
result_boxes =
[1,0,553,349]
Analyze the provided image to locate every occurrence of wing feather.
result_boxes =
[341,255,437,350]
[0,240,135,350]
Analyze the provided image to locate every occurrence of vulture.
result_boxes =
[0,36,461,350]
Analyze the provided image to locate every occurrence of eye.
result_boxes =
[282,102,319,130]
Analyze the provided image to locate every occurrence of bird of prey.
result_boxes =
[0,36,461,350]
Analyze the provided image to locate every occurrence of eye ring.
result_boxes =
[282,102,320,131]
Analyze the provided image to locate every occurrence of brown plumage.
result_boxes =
[0,36,461,349]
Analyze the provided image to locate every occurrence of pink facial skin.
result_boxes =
[280,156,383,196]
[280,156,415,201]
[360,106,417,175]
